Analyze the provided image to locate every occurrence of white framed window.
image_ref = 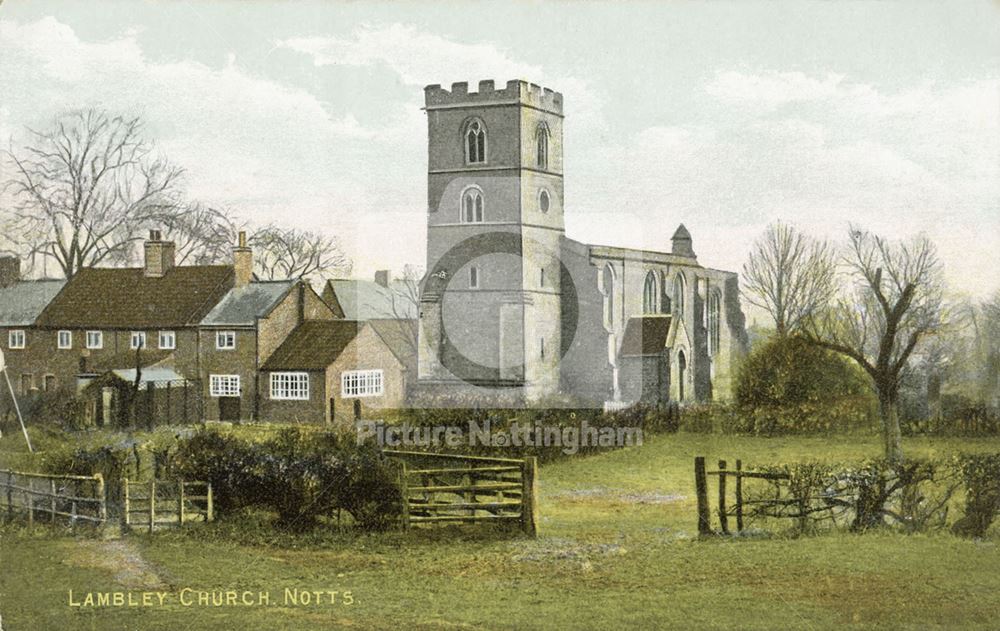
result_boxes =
[57,330,72,349]
[465,118,487,164]
[341,369,384,398]
[270,372,310,400]
[209,374,241,397]
[469,266,480,289]
[158,330,176,350]
[216,330,236,350]
[8,330,25,349]
[86,330,103,349]
[130,331,146,349]
[461,186,484,223]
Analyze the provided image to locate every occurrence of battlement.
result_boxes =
[424,79,563,114]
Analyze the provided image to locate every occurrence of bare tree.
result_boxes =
[153,202,238,266]
[743,222,837,336]
[249,224,352,281]
[2,109,183,278]
[804,227,946,462]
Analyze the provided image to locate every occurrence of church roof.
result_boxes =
[620,315,672,357]
[671,224,691,240]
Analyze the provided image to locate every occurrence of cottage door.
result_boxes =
[219,396,241,421]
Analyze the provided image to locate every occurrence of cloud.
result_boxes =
[705,70,846,108]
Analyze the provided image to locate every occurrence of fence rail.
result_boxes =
[123,478,213,532]
[694,456,793,535]
[0,468,107,527]
[385,450,538,536]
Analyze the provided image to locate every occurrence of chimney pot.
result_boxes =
[143,229,175,277]
[233,232,253,287]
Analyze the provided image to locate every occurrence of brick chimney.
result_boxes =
[374,270,390,288]
[143,230,176,277]
[0,256,20,287]
[233,231,253,287]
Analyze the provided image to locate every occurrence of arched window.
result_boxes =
[601,263,615,329]
[673,273,686,319]
[642,271,658,314]
[539,189,550,213]
[536,122,549,169]
[708,290,722,356]
[465,119,486,164]
[461,187,484,223]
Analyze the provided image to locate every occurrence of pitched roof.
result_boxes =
[671,224,692,240]
[200,280,295,326]
[325,279,419,320]
[0,280,66,326]
[35,265,233,329]
[367,318,418,367]
[620,315,672,357]
[262,320,361,371]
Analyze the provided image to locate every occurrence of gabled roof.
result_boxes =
[262,320,361,371]
[367,318,418,368]
[200,280,295,326]
[620,315,672,357]
[35,265,233,329]
[324,279,418,320]
[0,280,66,326]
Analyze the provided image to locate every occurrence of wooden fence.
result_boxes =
[385,450,538,536]
[694,456,791,535]
[123,478,213,533]
[0,468,107,527]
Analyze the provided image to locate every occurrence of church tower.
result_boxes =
[417,80,564,401]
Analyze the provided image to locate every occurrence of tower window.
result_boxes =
[709,290,722,356]
[539,189,550,213]
[469,266,479,289]
[536,122,549,169]
[540,267,546,287]
[465,119,486,164]
[461,187,485,223]
[540,337,546,359]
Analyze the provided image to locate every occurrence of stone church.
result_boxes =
[415,79,747,407]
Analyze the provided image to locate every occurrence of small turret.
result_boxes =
[671,224,696,258]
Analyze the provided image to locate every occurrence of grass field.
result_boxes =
[2,431,999,630]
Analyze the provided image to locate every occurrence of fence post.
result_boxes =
[123,478,131,529]
[25,488,33,530]
[718,460,729,535]
[399,461,410,531]
[50,478,57,523]
[148,479,156,534]
[694,456,711,535]
[735,459,744,533]
[521,456,539,537]
[206,483,214,522]
[178,481,184,526]
[6,471,13,519]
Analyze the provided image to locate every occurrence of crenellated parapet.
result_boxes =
[424,79,563,115]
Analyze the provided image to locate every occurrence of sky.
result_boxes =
[1,0,998,303]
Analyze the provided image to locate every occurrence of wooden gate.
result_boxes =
[385,450,538,536]
[123,478,213,532]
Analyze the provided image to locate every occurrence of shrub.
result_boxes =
[170,428,402,531]
[952,453,1000,538]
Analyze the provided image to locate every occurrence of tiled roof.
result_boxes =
[620,315,672,357]
[325,279,419,320]
[35,266,233,329]
[0,280,66,326]
[262,320,361,371]
[200,280,295,326]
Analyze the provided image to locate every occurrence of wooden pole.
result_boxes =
[206,483,214,522]
[178,481,184,526]
[735,459,744,533]
[123,478,131,529]
[400,460,410,531]
[521,456,539,537]
[149,479,156,534]
[694,456,711,535]
[3,369,32,452]
[49,479,56,523]
[718,460,729,535]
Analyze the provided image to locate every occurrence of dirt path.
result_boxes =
[65,539,167,590]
